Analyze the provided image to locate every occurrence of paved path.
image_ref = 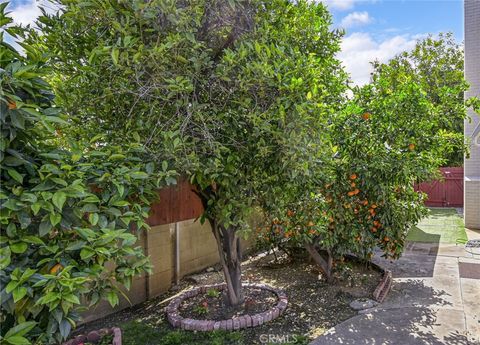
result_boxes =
[311,227,480,345]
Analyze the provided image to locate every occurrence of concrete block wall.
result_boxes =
[465,0,480,229]
[81,218,254,323]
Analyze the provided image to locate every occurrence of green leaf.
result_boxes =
[5,335,30,345]
[7,169,23,184]
[111,48,119,65]
[59,319,72,339]
[80,247,94,260]
[4,321,36,338]
[130,171,148,179]
[22,236,44,245]
[106,290,119,307]
[0,246,11,269]
[52,191,67,210]
[65,240,86,251]
[31,202,42,215]
[50,213,61,227]
[88,212,99,226]
[12,286,27,303]
[39,220,53,236]
[63,294,80,304]
[10,242,27,254]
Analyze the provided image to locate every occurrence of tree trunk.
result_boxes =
[304,243,334,283]
[210,219,244,306]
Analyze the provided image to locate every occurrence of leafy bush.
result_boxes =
[0,9,175,344]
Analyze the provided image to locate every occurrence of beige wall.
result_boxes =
[82,218,252,323]
[465,0,480,229]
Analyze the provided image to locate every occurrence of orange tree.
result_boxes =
[36,0,348,306]
[260,68,467,281]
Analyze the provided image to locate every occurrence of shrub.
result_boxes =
[0,9,175,343]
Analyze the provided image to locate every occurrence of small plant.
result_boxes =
[193,301,209,316]
[206,288,221,298]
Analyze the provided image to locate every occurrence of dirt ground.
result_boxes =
[77,251,382,344]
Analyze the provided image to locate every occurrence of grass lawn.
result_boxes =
[406,208,468,244]
[121,321,244,345]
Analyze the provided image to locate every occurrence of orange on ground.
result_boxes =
[349,173,357,180]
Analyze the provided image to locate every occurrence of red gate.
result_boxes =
[415,167,464,207]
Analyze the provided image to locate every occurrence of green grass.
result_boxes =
[121,320,244,345]
[406,208,468,244]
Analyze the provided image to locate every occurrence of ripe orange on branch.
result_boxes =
[50,263,63,274]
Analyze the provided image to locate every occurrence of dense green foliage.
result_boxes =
[0,6,175,343]
[369,33,468,166]
[37,0,348,305]
[2,0,478,342]
[256,35,475,280]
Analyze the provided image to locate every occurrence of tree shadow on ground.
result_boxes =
[312,278,469,345]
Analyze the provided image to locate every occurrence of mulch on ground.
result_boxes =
[77,252,382,344]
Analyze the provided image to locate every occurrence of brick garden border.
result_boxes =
[372,269,392,303]
[343,254,393,303]
[166,283,288,331]
[63,327,122,345]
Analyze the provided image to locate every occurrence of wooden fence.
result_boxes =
[415,167,464,207]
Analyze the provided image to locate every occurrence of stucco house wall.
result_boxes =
[464,0,480,229]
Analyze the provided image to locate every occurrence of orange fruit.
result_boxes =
[308,229,316,235]
[371,204,377,209]
[384,236,390,242]
[362,112,371,120]
[50,263,63,274]
[373,220,380,227]
[371,227,377,233]
[353,188,360,195]
[349,173,357,180]
[287,210,294,217]
[408,143,415,151]
[351,182,356,187]
[347,191,355,197]
[7,99,17,110]
[362,200,369,206]
[307,221,315,227]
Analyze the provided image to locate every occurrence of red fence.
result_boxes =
[147,180,204,226]
[415,167,464,207]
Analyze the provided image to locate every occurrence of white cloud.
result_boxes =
[321,0,378,11]
[340,11,373,28]
[338,32,422,86]
[322,0,357,10]
[7,0,60,27]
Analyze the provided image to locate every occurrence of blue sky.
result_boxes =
[4,0,465,85]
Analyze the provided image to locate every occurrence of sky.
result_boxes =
[3,0,464,85]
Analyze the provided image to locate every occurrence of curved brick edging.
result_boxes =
[166,283,288,331]
[372,269,392,303]
[342,254,392,303]
[63,327,121,345]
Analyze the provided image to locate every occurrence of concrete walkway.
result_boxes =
[311,227,480,345]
